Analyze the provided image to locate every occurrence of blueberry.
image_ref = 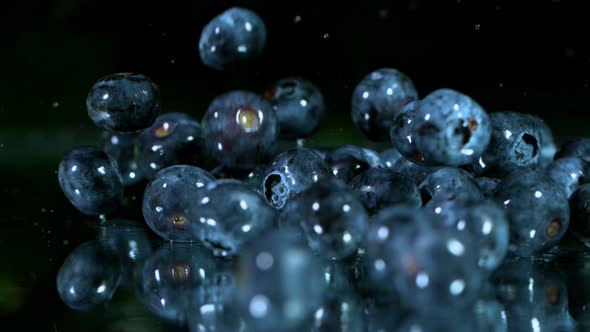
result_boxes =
[428,199,509,272]
[191,180,275,257]
[547,157,590,198]
[411,89,491,166]
[390,155,439,186]
[265,77,325,139]
[57,241,121,310]
[138,243,218,324]
[493,259,576,332]
[364,300,406,332]
[142,165,215,242]
[262,148,331,209]
[279,178,369,260]
[351,68,418,141]
[493,170,570,257]
[397,312,478,332]
[199,7,266,71]
[350,168,421,214]
[475,176,501,199]
[101,131,142,186]
[307,292,366,332]
[137,113,206,180]
[86,73,160,132]
[325,145,383,183]
[419,167,482,205]
[366,205,435,295]
[237,228,326,332]
[473,111,542,177]
[568,184,590,240]
[203,91,278,169]
[100,219,153,287]
[556,137,590,163]
[58,146,123,216]
[390,100,426,164]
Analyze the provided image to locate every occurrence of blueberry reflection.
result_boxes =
[492,259,577,332]
[137,243,226,325]
[99,219,153,287]
[57,241,121,310]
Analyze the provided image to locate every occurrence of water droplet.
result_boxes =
[474,24,481,30]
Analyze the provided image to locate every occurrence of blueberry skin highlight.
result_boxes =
[101,131,142,186]
[191,181,276,257]
[493,170,570,257]
[199,7,266,71]
[380,147,404,170]
[350,168,421,214]
[142,165,215,242]
[58,146,123,216]
[325,145,383,183]
[237,228,326,332]
[280,178,369,260]
[262,148,331,209]
[412,89,491,166]
[546,157,590,198]
[473,111,542,177]
[419,167,483,205]
[87,73,160,132]
[351,68,418,141]
[568,184,590,239]
[266,77,325,139]
[57,241,121,310]
[203,90,278,169]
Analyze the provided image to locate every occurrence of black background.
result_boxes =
[2,0,590,330]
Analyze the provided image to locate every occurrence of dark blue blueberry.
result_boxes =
[190,180,275,257]
[279,178,369,260]
[428,199,509,272]
[236,228,326,332]
[472,111,542,177]
[366,205,435,295]
[419,167,482,205]
[380,147,405,170]
[556,137,590,163]
[199,7,266,71]
[492,259,576,332]
[138,243,219,324]
[568,184,590,240]
[137,113,206,180]
[350,168,421,214]
[142,165,215,242]
[371,211,483,311]
[471,297,509,332]
[390,100,427,164]
[57,241,121,310]
[325,145,383,183]
[86,73,160,132]
[351,68,418,141]
[397,312,478,332]
[203,91,278,169]
[476,177,501,199]
[411,89,491,166]
[58,146,123,216]
[528,114,557,167]
[493,170,570,257]
[265,77,325,139]
[390,155,439,186]
[100,219,154,287]
[547,157,590,198]
[262,148,331,209]
[364,300,406,332]
[101,131,143,186]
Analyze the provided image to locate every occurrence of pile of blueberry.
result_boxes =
[56,6,590,331]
